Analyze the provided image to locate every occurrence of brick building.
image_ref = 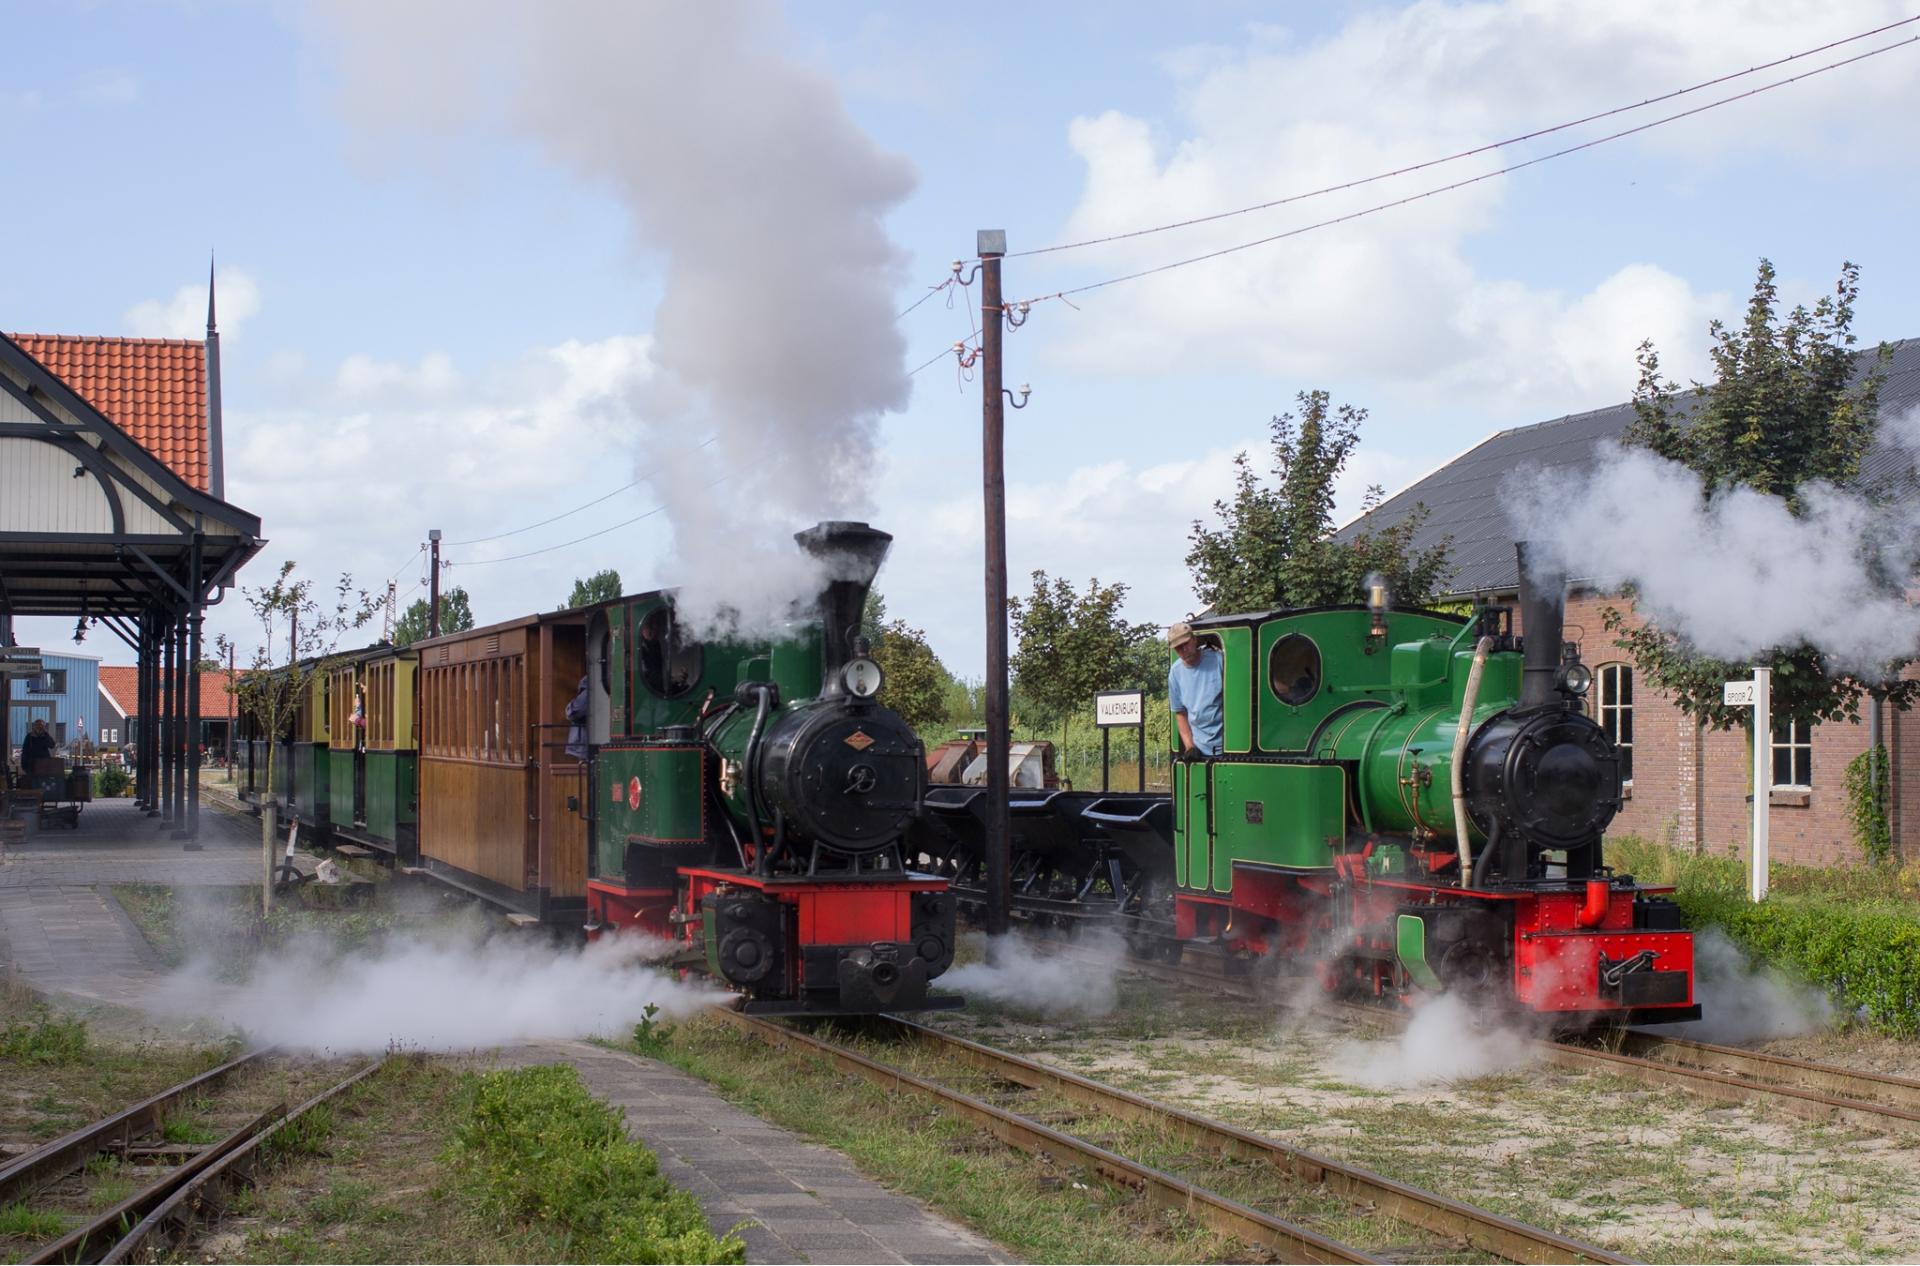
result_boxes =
[1340,338,1919,868]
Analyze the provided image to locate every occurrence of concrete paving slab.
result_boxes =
[494,1040,1010,1265]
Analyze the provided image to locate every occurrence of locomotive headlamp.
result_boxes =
[1556,662,1593,696]
[1365,573,1390,640]
[843,656,884,699]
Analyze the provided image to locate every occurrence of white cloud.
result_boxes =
[125,268,262,339]
[210,335,658,656]
[1041,0,1914,411]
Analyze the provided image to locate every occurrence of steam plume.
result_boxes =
[1506,431,1920,674]
[313,2,917,634]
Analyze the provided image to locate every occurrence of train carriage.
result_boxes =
[413,612,589,924]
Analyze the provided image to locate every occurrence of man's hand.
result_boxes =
[1181,745,1204,763]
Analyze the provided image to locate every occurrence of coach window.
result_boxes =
[1267,634,1321,707]
[1595,663,1633,785]
[637,606,704,699]
[1772,718,1813,789]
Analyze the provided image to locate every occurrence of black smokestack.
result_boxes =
[1516,541,1565,710]
[795,521,891,685]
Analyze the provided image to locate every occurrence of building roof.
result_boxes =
[7,334,209,491]
[98,665,243,718]
[1336,338,1920,595]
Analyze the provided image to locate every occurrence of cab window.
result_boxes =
[1268,634,1321,707]
[637,606,703,698]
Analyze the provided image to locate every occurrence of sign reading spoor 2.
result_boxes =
[1096,690,1145,727]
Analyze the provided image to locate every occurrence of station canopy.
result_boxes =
[0,332,260,626]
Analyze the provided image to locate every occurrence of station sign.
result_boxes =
[1722,681,1756,707]
[1095,690,1145,727]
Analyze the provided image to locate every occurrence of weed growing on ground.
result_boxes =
[446,1065,743,1265]
[0,1007,89,1063]
[0,1201,65,1239]
[630,1003,676,1056]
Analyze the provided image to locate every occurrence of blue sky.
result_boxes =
[8,1,1919,674]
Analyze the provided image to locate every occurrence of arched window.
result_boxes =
[1595,663,1633,785]
[1267,634,1321,707]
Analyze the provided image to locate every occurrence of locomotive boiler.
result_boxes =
[584,521,958,1015]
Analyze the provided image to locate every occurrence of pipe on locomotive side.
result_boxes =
[1451,635,1494,879]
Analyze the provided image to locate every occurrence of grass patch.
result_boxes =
[0,1007,89,1064]
[113,885,398,979]
[190,1056,736,1265]
[0,1201,65,1239]
[0,982,233,1144]
[647,1016,1240,1264]
[448,1065,742,1264]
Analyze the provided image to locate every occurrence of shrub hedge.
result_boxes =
[448,1064,743,1264]
[1610,836,1920,1037]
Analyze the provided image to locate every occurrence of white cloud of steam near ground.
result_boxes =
[1336,995,1539,1088]
[943,931,1128,1019]
[148,931,722,1054]
[1670,928,1833,1045]
[1506,435,1920,674]
[311,1,916,639]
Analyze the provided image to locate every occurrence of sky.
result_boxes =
[7,0,1919,679]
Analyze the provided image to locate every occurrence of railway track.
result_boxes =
[1079,941,1920,1139]
[714,1007,1628,1264]
[1,1053,382,1265]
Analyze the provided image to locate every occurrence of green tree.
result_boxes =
[1607,259,1914,732]
[1007,573,1158,725]
[870,619,950,733]
[216,563,376,912]
[1186,391,1452,614]
[394,587,475,648]
[561,569,622,611]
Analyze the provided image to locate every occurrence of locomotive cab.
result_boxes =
[1169,543,1697,1027]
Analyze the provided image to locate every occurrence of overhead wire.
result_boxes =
[445,436,718,546]
[1007,14,1920,260]
[1004,34,1920,311]
[451,477,731,566]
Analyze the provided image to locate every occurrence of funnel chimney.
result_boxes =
[1516,541,1565,710]
[795,521,892,684]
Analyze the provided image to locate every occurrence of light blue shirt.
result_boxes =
[1168,647,1224,756]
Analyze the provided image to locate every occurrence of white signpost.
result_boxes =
[1094,689,1147,792]
[1722,667,1773,902]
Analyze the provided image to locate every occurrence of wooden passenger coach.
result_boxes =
[415,613,589,923]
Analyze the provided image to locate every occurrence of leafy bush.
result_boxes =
[1844,744,1893,863]
[1610,836,1920,1036]
[448,1065,743,1264]
[92,763,133,797]
[0,1007,89,1063]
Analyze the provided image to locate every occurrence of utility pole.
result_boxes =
[429,529,443,639]
[978,229,1012,942]
[383,580,397,643]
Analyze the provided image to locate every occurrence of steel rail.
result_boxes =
[1094,945,1920,1138]
[96,1059,385,1265]
[712,1009,1373,1264]
[878,1014,1631,1266]
[0,1049,267,1204]
[1538,1041,1920,1137]
[1608,1030,1920,1114]
[27,1104,284,1265]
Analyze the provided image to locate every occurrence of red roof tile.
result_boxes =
[98,666,244,718]
[8,334,209,491]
